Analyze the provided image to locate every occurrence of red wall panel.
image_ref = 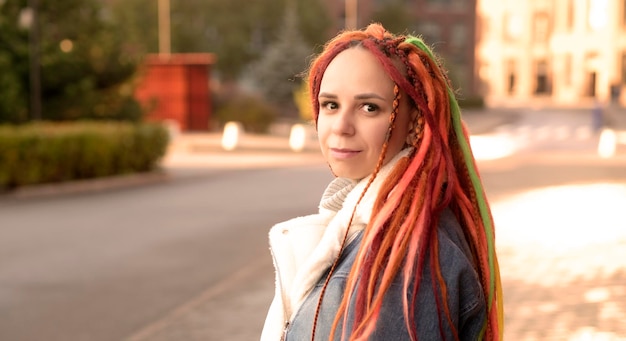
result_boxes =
[135,54,216,131]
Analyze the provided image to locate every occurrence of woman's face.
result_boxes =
[317,47,412,180]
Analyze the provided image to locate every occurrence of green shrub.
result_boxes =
[214,94,277,134]
[0,121,168,189]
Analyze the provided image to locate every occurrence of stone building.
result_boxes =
[476,0,626,106]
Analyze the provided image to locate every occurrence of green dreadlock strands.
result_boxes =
[447,86,496,306]
[404,35,497,311]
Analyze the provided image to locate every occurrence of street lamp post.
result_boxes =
[345,0,357,30]
[26,0,42,120]
[158,0,171,56]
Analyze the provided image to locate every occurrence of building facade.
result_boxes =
[476,0,626,107]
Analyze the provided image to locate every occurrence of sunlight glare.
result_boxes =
[493,183,626,252]
[470,134,517,160]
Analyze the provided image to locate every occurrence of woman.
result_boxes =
[261,23,503,341]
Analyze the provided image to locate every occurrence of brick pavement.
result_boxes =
[126,182,626,341]
[493,183,626,340]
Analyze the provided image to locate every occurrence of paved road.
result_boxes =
[0,166,332,341]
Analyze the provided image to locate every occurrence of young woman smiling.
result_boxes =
[261,23,503,341]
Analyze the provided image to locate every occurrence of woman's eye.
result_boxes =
[321,101,338,110]
[363,103,379,113]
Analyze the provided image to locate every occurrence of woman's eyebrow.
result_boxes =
[318,92,337,99]
[354,93,386,100]
[318,92,386,100]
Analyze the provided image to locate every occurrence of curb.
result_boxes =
[1,170,170,200]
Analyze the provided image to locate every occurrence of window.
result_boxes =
[506,59,517,95]
[566,0,574,30]
[623,0,626,26]
[533,12,551,43]
[426,0,467,10]
[426,0,451,4]
[588,0,608,31]
[451,0,468,10]
[585,53,598,97]
[504,12,523,41]
[621,52,626,85]
[419,22,442,45]
[535,60,550,95]
[564,54,572,86]
[450,23,467,51]
[451,63,469,93]
[478,16,491,39]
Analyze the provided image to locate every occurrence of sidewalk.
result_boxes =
[0,108,516,200]
[163,108,519,159]
[158,108,521,179]
[493,183,626,340]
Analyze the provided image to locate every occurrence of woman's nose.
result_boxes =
[331,109,355,136]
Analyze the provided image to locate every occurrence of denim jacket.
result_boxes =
[261,150,487,341]
[285,208,486,340]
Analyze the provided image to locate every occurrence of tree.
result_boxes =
[247,3,314,118]
[108,0,332,82]
[0,0,143,123]
[370,1,415,35]
[107,0,158,59]
[0,0,34,122]
[295,0,334,51]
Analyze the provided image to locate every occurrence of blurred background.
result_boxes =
[0,0,625,340]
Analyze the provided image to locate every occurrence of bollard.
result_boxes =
[221,121,243,151]
[597,128,617,158]
[289,124,307,152]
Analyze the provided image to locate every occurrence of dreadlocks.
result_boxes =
[307,23,503,341]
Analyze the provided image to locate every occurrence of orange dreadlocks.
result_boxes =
[307,23,503,341]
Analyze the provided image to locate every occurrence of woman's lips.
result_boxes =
[329,148,361,159]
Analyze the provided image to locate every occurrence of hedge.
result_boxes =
[0,121,169,189]
[214,94,277,134]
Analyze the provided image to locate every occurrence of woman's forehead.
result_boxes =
[320,47,395,94]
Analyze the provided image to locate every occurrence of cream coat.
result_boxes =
[260,150,410,341]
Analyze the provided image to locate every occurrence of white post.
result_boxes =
[289,124,307,152]
[222,122,243,151]
[597,128,617,158]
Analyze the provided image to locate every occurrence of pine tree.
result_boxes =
[248,2,313,118]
